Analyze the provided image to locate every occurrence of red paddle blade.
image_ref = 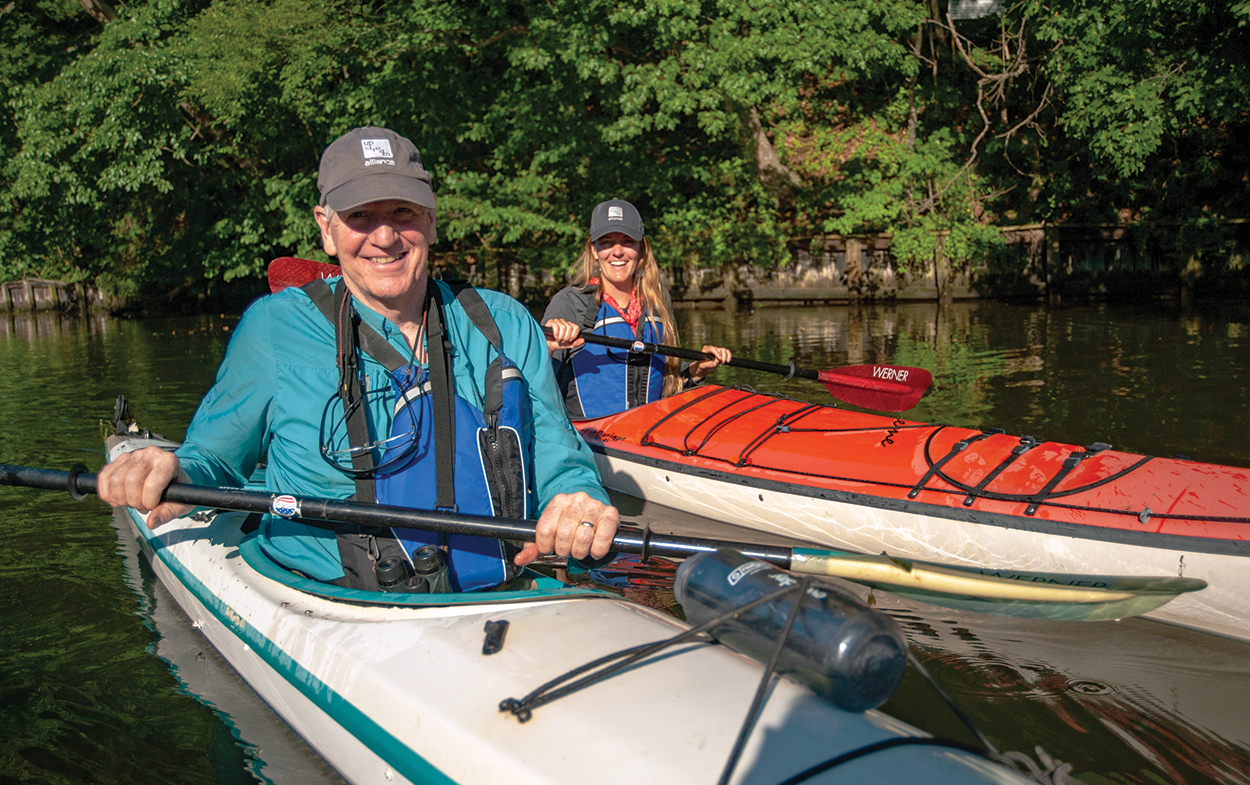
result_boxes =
[817,364,932,412]
[268,257,341,293]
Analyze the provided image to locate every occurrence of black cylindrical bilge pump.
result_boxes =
[674,549,908,712]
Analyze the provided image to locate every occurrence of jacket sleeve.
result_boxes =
[541,285,593,368]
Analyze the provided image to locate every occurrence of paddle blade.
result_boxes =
[816,365,932,412]
[268,257,341,293]
[789,548,1207,622]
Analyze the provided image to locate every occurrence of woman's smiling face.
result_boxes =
[594,232,641,292]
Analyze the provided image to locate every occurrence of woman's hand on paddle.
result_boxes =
[688,345,733,382]
[544,318,584,355]
[97,446,193,529]
[516,491,619,566]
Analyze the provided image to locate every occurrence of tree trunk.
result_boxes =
[77,0,116,24]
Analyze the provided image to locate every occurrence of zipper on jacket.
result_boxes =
[484,412,514,517]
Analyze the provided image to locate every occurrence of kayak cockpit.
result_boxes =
[222,512,614,608]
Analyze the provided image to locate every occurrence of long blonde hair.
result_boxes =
[569,236,683,397]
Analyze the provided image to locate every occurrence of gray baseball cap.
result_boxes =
[589,198,644,242]
[317,127,436,213]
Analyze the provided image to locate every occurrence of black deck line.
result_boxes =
[589,444,1250,559]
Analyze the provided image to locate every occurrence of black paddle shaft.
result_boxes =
[0,463,796,568]
[542,327,818,381]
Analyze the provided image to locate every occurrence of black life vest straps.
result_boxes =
[304,279,409,503]
[425,280,505,513]
[445,281,507,421]
[303,277,505,514]
[339,284,380,503]
[424,284,457,513]
[305,279,412,370]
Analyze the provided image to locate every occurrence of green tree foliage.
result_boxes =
[1026,0,1250,266]
[0,0,1246,301]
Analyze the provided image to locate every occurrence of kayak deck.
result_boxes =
[108,434,1033,785]
[580,385,1250,536]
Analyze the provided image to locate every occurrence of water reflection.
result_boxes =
[0,314,256,784]
[2,311,75,343]
[879,598,1250,785]
[112,510,346,784]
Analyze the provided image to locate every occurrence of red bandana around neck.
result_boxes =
[588,278,643,331]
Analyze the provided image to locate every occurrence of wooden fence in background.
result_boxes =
[0,279,76,312]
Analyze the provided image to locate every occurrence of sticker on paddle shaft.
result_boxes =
[271,494,301,518]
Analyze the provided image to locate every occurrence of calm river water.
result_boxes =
[1,297,1248,784]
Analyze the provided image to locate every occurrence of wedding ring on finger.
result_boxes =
[579,521,595,530]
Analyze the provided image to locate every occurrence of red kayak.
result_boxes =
[577,385,1250,643]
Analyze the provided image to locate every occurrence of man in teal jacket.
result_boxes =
[97,126,619,587]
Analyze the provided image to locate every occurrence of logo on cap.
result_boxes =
[361,139,394,159]
[608,206,624,221]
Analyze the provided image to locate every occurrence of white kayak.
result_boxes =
[104,432,1037,785]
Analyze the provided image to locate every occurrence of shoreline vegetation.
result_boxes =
[3,1,1247,315]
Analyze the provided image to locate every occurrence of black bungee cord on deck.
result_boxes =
[767,648,1000,785]
[498,582,801,723]
[774,649,1082,785]
[499,575,1079,785]
[499,580,812,785]
[500,576,1000,785]
[715,577,813,785]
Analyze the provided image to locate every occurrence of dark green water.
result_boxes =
[1,300,1247,784]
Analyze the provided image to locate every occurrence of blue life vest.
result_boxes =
[375,360,532,591]
[305,278,533,592]
[569,302,665,419]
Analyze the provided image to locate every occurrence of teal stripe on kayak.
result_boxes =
[133,511,458,785]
